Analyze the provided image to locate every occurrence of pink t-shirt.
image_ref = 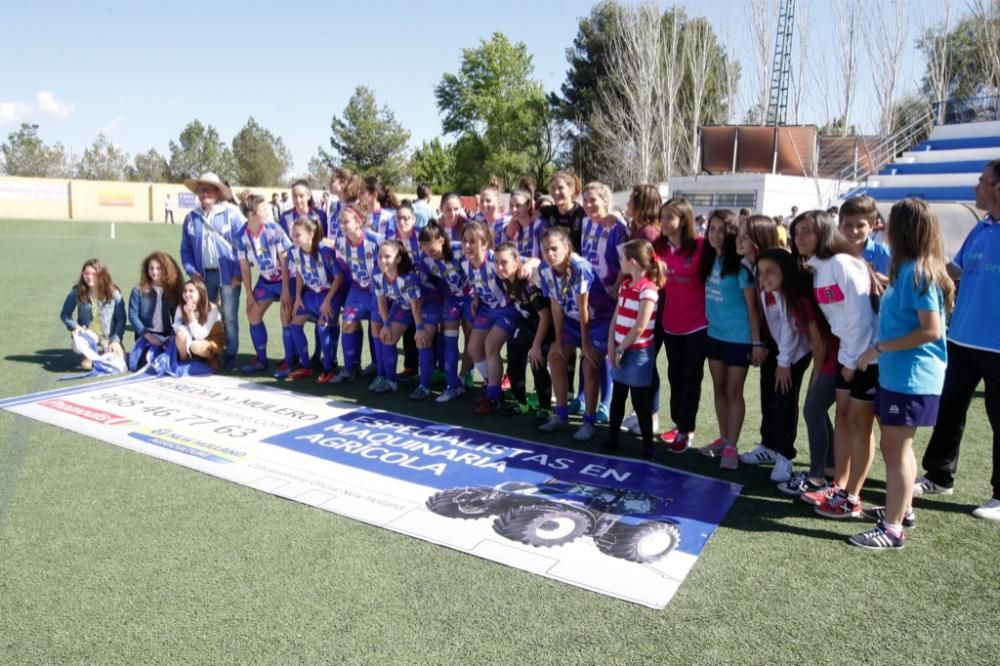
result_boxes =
[657,236,707,335]
[633,223,661,243]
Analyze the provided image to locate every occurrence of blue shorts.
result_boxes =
[611,345,655,387]
[876,386,939,426]
[297,289,334,324]
[473,304,519,335]
[560,319,610,354]
[372,301,415,327]
[342,285,374,324]
[442,295,466,324]
[253,277,284,302]
[418,291,443,328]
[706,336,751,367]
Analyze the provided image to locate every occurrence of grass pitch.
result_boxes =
[0,219,997,665]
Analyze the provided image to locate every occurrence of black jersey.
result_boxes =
[539,203,586,253]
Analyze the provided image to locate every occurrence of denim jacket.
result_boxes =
[60,288,126,342]
[180,205,242,283]
[128,286,173,338]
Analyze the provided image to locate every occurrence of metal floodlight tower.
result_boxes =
[766,0,796,126]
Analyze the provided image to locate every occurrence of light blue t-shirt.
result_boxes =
[862,237,891,276]
[705,257,753,343]
[412,200,435,230]
[878,260,947,395]
[948,217,1000,353]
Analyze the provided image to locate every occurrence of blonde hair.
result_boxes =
[887,198,955,311]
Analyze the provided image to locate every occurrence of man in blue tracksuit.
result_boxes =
[179,172,243,370]
[916,161,1000,522]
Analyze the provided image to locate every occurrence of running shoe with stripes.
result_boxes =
[739,445,776,466]
[770,453,793,482]
[777,472,811,496]
[719,445,739,470]
[848,521,904,550]
[912,476,954,497]
[663,432,692,454]
[800,483,838,506]
[861,505,916,528]
[815,491,861,519]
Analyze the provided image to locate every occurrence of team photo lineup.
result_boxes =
[58,162,1000,552]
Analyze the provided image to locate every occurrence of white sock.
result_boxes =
[475,360,489,382]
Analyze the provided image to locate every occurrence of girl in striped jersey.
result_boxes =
[495,189,547,259]
[362,176,399,238]
[331,205,383,384]
[537,226,615,441]
[236,192,293,374]
[370,240,424,395]
[385,203,442,400]
[325,168,362,240]
[602,240,665,460]
[477,183,509,240]
[436,192,467,243]
[286,217,343,383]
[580,181,629,422]
[461,221,520,414]
[277,180,328,377]
[419,222,470,403]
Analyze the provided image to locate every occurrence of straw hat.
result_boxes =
[184,172,231,201]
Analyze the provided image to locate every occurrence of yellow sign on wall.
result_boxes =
[98,190,135,207]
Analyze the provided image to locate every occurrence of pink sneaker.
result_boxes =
[699,437,727,458]
[719,446,739,470]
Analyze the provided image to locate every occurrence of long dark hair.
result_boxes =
[791,209,882,310]
[756,247,819,333]
[699,209,741,281]
[419,222,454,261]
[658,196,697,256]
[75,258,117,303]
[138,251,183,308]
[380,239,413,276]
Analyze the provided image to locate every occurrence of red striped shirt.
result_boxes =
[614,276,659,349]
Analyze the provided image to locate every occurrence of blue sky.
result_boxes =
[1,0,949,176]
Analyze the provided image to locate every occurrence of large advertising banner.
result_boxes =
[0,375,741,609]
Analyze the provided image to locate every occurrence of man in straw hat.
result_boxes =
[179,172,243,371]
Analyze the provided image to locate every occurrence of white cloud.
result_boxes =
[0,91,75,125]
[0,101,33,124]
[35,91,74,120]
[101,114,126,136]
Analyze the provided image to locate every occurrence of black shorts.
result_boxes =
[706,336,752,368]
[835,363,879,402]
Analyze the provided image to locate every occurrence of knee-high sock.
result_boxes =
[290,324,310,366]
[600,359,613,409]
[367,326,376,369]
[373,339,385,378]
[444,332,460,390]
[317,323,333,372]
[328,323,341,368]
[343,330,362,373]
[312,325,322,360]
[249,322,268,363]
[419,347,434,389]
[383,341,398,382]
[282,327,295,366]
[575,356,585,404]
[435,333,445,370]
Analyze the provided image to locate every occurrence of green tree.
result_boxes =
[408,138,458,193]
[129,148,169,182]
[231,117,293,186]
[324,86,410,185]
[435,32,552,191]
[167,119,234,183]
[305,150,333,190]
[76,133,130,181]
[1,123,73,177]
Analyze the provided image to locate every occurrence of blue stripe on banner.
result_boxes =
[262,407,741,556]
[0,373,155,410]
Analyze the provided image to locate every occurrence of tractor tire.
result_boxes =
[598,521,680,563]
[493,504,590,548]
[425,487,498,519]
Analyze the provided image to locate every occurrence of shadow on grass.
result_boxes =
[5,348,81,373]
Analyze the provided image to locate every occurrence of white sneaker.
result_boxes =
[912,476,954,497]
[628,413,659,435]
[770,453,793,483]
[739,444,776,466]
[573,422,597,441]
[538,414,569,433]
[972,497,1000,522]
[435,386,466,403]
[621,412,638,432]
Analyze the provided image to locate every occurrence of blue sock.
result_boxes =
[576,357,585,403]
[435,333,445,370]
[313,326,321,358]
[343,330,361,372]
[419,347,434,389]
[600,359,612,409]
[373,339,385,378]
[249,322,268,363]
[583,413,597,425]
[487,384,501,401]
[290,324,309,366]
[282,327,295,366]
[383,341,398,382]
[328,324,341,368]
[367,327,376,368]
[444,333,460,389]
[318,323,333,372]
[555,405,569,420]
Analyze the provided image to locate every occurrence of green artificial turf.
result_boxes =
[0,219,997,665]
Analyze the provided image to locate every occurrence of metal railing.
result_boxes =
[832,107,934,194]
[932,95,1000,125]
